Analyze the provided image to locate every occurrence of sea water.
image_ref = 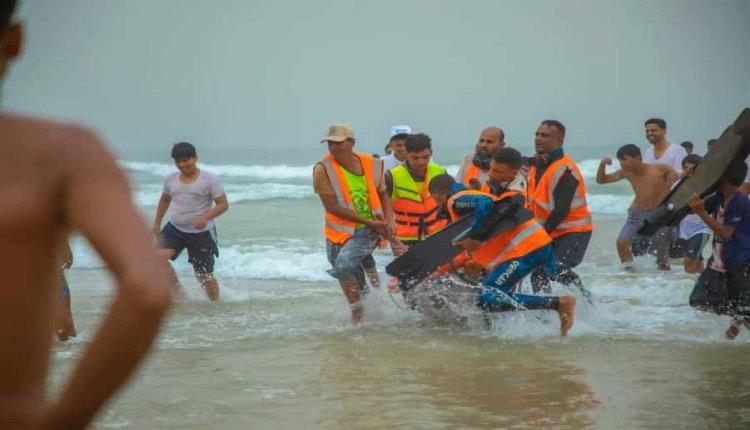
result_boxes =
[52,154,750,429]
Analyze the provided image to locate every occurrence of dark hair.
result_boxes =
[707,138,718,147]
[541,119,565,136]
[389,133,409,143]
[645,118,667,130]
[680,141,694,151]
[616,144,641,160]
[171,141,197,159]
[492,147,523,168]
[405,133,432,153]
[723,160,748,187]
[0,0,16,30]
[682,154,702,167]
[428,174,455,196]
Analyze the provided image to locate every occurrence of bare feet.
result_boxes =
[350,301,364,324]
[557,295,576,337]
[197,273,220,302]
[203,282,220,302]
[726,317,750,340]
[726,321,741,340]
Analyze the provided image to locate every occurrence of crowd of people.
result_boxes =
[1,0,749,427]
[314,118,750,340]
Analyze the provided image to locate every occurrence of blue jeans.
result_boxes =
[478,244,558,311]
[326,227,379,287]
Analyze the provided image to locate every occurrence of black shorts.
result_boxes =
[689,263,750,316]
[683,234,710,261]
[158,222,218,274]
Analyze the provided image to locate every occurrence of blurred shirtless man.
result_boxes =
[597,144,678,270]
[0,1,172,427]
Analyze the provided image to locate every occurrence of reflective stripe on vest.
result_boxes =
[482,220,549,269]
[391,163,447,241]
[527,155,592,238]
[319,152,384,244]
[446,189,551,268]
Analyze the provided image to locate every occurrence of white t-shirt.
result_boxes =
[679,213,711,240]
[745,161,750,184]
[381,153,403,171]
[643,143,687,174]
[163,170,225,233]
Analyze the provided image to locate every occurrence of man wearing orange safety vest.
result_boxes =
[313,124,395,324]
[527,120,593,296]
[386,133,448,246]
[455,127,526,193]
[428,148,577,336]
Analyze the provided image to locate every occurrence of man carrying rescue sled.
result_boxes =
[428,148,577,336]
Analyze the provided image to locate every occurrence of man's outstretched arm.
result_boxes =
[41,128,172,429]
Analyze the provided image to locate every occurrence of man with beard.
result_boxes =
[643,118,687,174]
[456,127,526,194]
[527,120,593,296]
[641,118,687,262]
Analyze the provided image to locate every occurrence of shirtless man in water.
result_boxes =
[597,144,679,270]
[0,2,172,427]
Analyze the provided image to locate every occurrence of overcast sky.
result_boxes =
[5,0,750,164]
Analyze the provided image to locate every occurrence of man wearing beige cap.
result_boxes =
[313,124,395,323]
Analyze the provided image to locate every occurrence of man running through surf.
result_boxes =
[428,148,576,336]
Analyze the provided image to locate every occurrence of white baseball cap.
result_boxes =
[389,124,412,137]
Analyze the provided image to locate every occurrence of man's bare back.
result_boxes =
[622,163,676,211]
[0,113,171,428]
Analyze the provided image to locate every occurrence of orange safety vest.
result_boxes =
[390,163,448,242]
[458,154,483,186]
[447,189,551,270]
[527,154,593,239]
[317,152,384,245]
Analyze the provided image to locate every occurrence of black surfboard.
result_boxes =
[639,108,750,236]
[385,204,533,289]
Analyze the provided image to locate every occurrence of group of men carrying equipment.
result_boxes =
[314,121,593,335]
